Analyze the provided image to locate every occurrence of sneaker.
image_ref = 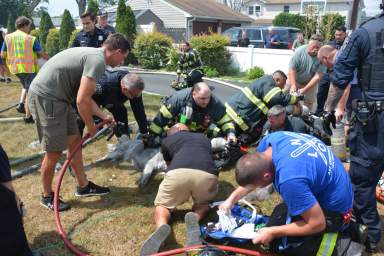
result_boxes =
[140,224,171,256]
[24,116,34,124]
[6,77,12,83]
[185,212,202,246]
[75,181,110,197]
[40,192,71,212]
[0,77,5,82]
[16,103,25,114]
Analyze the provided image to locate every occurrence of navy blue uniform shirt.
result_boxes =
[72,27,108,48]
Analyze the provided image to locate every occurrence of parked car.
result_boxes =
[222,26,300,49]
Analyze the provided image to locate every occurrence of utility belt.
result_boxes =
[351,99,384,133]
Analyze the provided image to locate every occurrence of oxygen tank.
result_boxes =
[331,122,347,161]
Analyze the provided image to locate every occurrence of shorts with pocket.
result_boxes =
[154,168,218,210]
[16,73,36,90]
[27,91,79,152]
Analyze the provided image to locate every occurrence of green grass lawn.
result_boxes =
[1,81,383,256]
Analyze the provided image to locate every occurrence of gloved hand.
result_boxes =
[296,94,305,101]
[142,132,160,148]
[322,111,336,136]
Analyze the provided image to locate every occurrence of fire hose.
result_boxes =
[54,120,111,256]
[53,120,270,256]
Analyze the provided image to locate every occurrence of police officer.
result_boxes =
[225,70,301,144]
[149,82,236,144]
[93,69,148,137]
[325,3,384,253]
[172,41,204,90]
[97,11,115,35]
[72,11,108,48]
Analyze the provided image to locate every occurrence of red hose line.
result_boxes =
[54,121,109,256]
[152,244,271,256]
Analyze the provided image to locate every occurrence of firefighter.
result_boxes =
[225,70,301,144]
[147,82,236,146]
[172,41,204,90]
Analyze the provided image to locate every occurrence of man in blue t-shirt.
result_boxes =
[220,131,354,255]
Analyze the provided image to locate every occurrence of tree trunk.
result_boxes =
[76,0,87,16]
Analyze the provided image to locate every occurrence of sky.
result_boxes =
[40,0,381,17]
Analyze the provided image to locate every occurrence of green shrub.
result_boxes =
[39,11,54,50]
[68,29,80,48]
[59,9,76,50]
[203,66,219,78]
[190,33,231,75]
[134,32,173,69]
[7,14,15,33]
[87,0,99,17]
[165,46,180,71]
[247,66,264,80]
[320,13,346,42]
[30,29,40,39]
[45,29,60,57]
[273,13,305,31]
[225,65,240,76]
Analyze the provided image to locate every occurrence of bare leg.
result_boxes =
[19,88,26,104]
[154,205,171,228]
[192,203,210,221]
[67,134,88,188]
[41,151,62,197]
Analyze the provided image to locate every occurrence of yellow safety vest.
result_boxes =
[4,30,38,74]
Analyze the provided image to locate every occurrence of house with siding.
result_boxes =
[122,0,253,42]
[239,0,364,27]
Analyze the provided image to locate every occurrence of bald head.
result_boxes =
[235,153,271,187]
[192,82,212,108]
[167,123,189,136]
[317,45,337,69]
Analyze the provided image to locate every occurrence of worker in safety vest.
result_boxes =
[1,16,47,123]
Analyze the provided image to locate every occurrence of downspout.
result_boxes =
[187,16,196,41]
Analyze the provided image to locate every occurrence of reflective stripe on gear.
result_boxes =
[225,103,249,132]
[241,87,268,115]
[4,30,38,74]
[208,124,221,137]
[217,113,232,126]
[221,122,235,132]
[263,87,282,103]
[150,122,163,135]
[316,233,338,256]
[289,95,297,104]
[159,105,173,119]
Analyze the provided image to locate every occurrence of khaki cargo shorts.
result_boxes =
[27,91,79,152]
[154,168,218,210]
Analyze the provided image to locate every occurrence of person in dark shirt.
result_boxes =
[92,69,148,137]
[237,29,250,47]
[265,28,281,49]
[141,123,218,255]
[72,11,108,48]
[0,145,33,256]
[97,12,115,35]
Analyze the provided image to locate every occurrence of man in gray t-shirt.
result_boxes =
[288,35,326,111]
[27,33,131,212]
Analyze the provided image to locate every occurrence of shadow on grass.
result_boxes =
[31,230,87,256]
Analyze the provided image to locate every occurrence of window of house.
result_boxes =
[255,5,261,16]
[284,5,290,13]
[248,6,254,15]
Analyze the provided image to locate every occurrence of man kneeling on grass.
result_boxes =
[141,123,219,255]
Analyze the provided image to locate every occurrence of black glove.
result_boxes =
[296,94,305,101]
[322,111,336,136]
[142,133,160,148]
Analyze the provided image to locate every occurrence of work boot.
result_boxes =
[40,192,71,212]
[24,116,34,124]
[0,77,5,82]
[6,77,12,83]
[75,181,110,197]
[16,103,25,114]
[140,224,171,256]
[349,222,368,244]
[185,212,202,246]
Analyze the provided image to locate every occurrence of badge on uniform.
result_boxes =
[98,35,103,41]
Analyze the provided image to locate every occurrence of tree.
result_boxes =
[59,9,76,50]
[272,13,305,32]
[22,8,36,30]
[87,0,99,16]
[320,13,346,42]
[39,11,54,49]
[7,14,15,33]
[126,5,137,43]
[76,0,117,17]
[45,28,60,56]
[221,0,245,12]
[115,0,129,35]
